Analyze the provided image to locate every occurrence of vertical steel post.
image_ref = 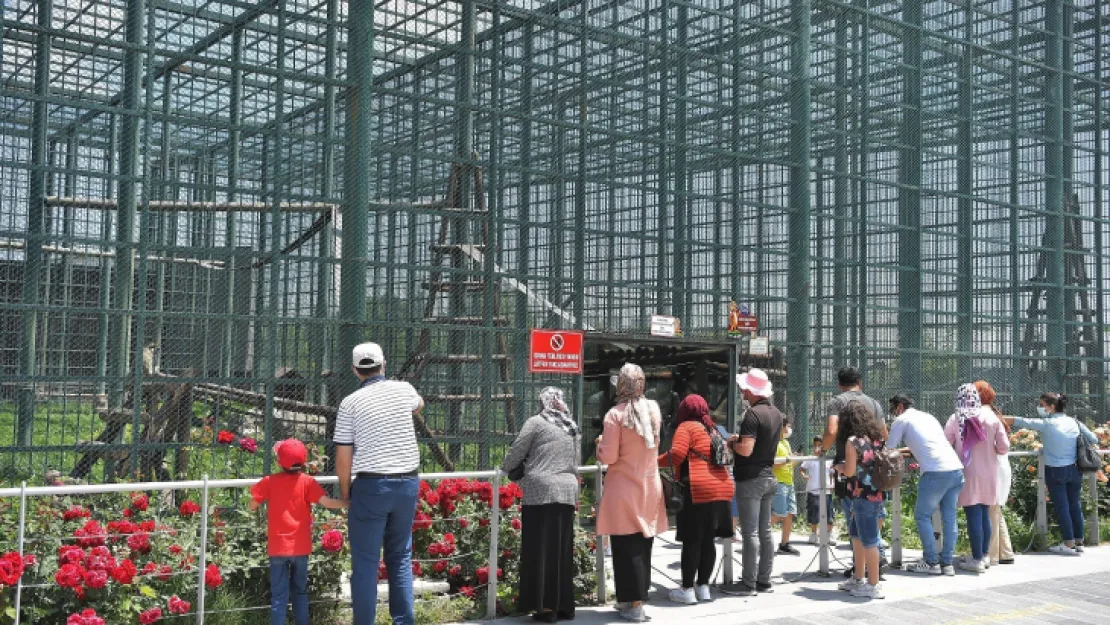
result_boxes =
[1090,0,1106,417]
[956,7,973,381]
[313,0,339,402]
[672,2,689,320]
[1009,8,1024,405]
[573,1,587,330]
[57,133,78,378]
[593,466,606,603]
[196,476,210,624]
[787,0,812,428]
[96,116,118,400]
[14,482,26,625]
[514,24,534,432]
[817,458,829,575]
[832,12,848,367]
[1087,469,1100,546]
[1061,2,1077,398]
[487,471,502,619]
[480,0,504,465]
[339,0,374,400]
[891,485,902,567]
[16,0,54,446]
[1036,452,1048,543]
[722,346,739,584]
[1044,0,1067,392]
[729,1,742,307]
[109,0,147,411]
[655,0,670,314]
[898,1,923,397]
[222,26,243,383]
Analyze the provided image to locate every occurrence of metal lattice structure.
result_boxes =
[0,0,1108,482]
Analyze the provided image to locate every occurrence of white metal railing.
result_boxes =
[1,452,1106,622]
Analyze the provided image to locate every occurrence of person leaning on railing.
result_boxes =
[974,380,1015,566]
[1000,392,1097,556]
[501,387,581,623]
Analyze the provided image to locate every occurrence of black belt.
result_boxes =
[356,470,418,479]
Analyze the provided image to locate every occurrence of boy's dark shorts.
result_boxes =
[806,493,836,526]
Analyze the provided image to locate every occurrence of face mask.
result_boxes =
[1037,406,1049,418]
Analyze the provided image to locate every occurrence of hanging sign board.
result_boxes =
[528,329,584,374]
[650,315,682,338]
[749,336,770,356]
[727,301,758,334]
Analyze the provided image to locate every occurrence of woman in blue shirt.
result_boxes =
[1002,393,1097,556]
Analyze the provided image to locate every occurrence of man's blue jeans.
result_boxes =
[350,477,420,625]
[269,555,309,625]
[914,470,964,566]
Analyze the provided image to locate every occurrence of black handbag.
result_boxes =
[660,450,687,513]
[1074,418,1101,473]
[507,463,525,482]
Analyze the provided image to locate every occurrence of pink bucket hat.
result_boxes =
[736,369,773,398]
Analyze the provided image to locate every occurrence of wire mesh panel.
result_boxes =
[0,0,1107,482]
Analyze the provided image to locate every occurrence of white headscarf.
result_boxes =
[615,363,657,449]
[539,386,579,437]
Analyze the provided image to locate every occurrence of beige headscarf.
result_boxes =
[615,363,658,449]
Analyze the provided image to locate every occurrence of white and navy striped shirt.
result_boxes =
[334,379,422,474]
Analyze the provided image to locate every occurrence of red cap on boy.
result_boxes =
[273,439,308,471]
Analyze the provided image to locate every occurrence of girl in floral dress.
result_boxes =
[833,402,887,600]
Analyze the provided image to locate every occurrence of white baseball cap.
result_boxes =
[736,368,773,398]
[352,342,385,368]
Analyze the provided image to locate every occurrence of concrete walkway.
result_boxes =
[474,530,1110,625]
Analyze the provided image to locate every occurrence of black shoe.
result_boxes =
[557,611,575,621]
[998,558,1015,565]
[756,582,774,593]
[778,543,801,556]
[533,613,557,623]
[719,582,756,597]
[843,566,855,578]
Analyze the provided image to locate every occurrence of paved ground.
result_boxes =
[474,531,1110,625]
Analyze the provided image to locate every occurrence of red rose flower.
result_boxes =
[479,518,490,528]
[449,564,462,577]
[22,553,36,568]
[433,560,447,574]
[127,532,152,554]
[63,506,91,522]
[54,563,85,589]
[423,491,441,507]
[216,430,236,445]
[460,586,476,598]
[0,552,26,587]
[179,500,201,517]
[169,544,182,555]
[476,566,490,584]
[66,609,105,625]
[122,509,132,518]
[204,563,223,588]
[458,518,469,529]
[83,568,108,590]
[139,607,163,624]
[107,520,138,537]
[84,547,116,573]
[142,561,158,577]
[378,561,388,581]
[501,549,513,559]
[158,565,173,582]
[111,559,137,585]
[412,561,423,577]
[239,437,258,453]
[131,494,149,512]
[168,595,191,615]
[321,530,344,553]
[140,520,156,532]
[510,518,522,531]
[412,512,434,531]
[74,520,106,548]
[444,533,456,544]
[58,545,85,565]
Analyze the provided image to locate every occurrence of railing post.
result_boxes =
[1087,469,1100,546]
[14,481,27,625]
[1036,452,1048,545]
[891,484,902,567]
[817,457,829,576]
[487,471,501,619]
[593,466,606,603]
[196,475,210,625]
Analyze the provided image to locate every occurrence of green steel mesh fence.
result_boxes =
[0,0,1107,484]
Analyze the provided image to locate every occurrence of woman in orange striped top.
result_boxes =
[659,394,736,605]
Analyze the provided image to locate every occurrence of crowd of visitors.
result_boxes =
[305,340,1103,623]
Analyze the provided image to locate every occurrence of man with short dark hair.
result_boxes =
[721,369,784,596]
[887,394,964,576]
[820,366,889,577]
[335,342,425,625]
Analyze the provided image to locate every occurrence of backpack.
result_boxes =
[691,423,734,467]
[865,443,905,492]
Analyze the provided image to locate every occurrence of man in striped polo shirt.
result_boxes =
[335,342,425,625]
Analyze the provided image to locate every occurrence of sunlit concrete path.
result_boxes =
[472,530,1110,625]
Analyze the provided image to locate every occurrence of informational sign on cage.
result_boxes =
[529,329,584,374]
[727,300,758,334]
[748,336,770,356]
[650,315,682,337]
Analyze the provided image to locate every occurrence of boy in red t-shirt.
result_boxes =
[250,438,346,625]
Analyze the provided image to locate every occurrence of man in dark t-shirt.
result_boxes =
[820,366,889,574]
[722,369,784,596]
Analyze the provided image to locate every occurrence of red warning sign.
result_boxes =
[528,329,584,375]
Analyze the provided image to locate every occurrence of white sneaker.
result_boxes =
[1074,544,1085,553]
[904,560,941,575]
[669,588,697,605]
[957,558,985,573]
[983,557,991,569]
[1048,543,1079,556]
[808,532,818,545]
[941,565,955,576]
[619,606,646,623]
[838,577,862,592]
[695,585,712,602]
[851,582,885,599]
